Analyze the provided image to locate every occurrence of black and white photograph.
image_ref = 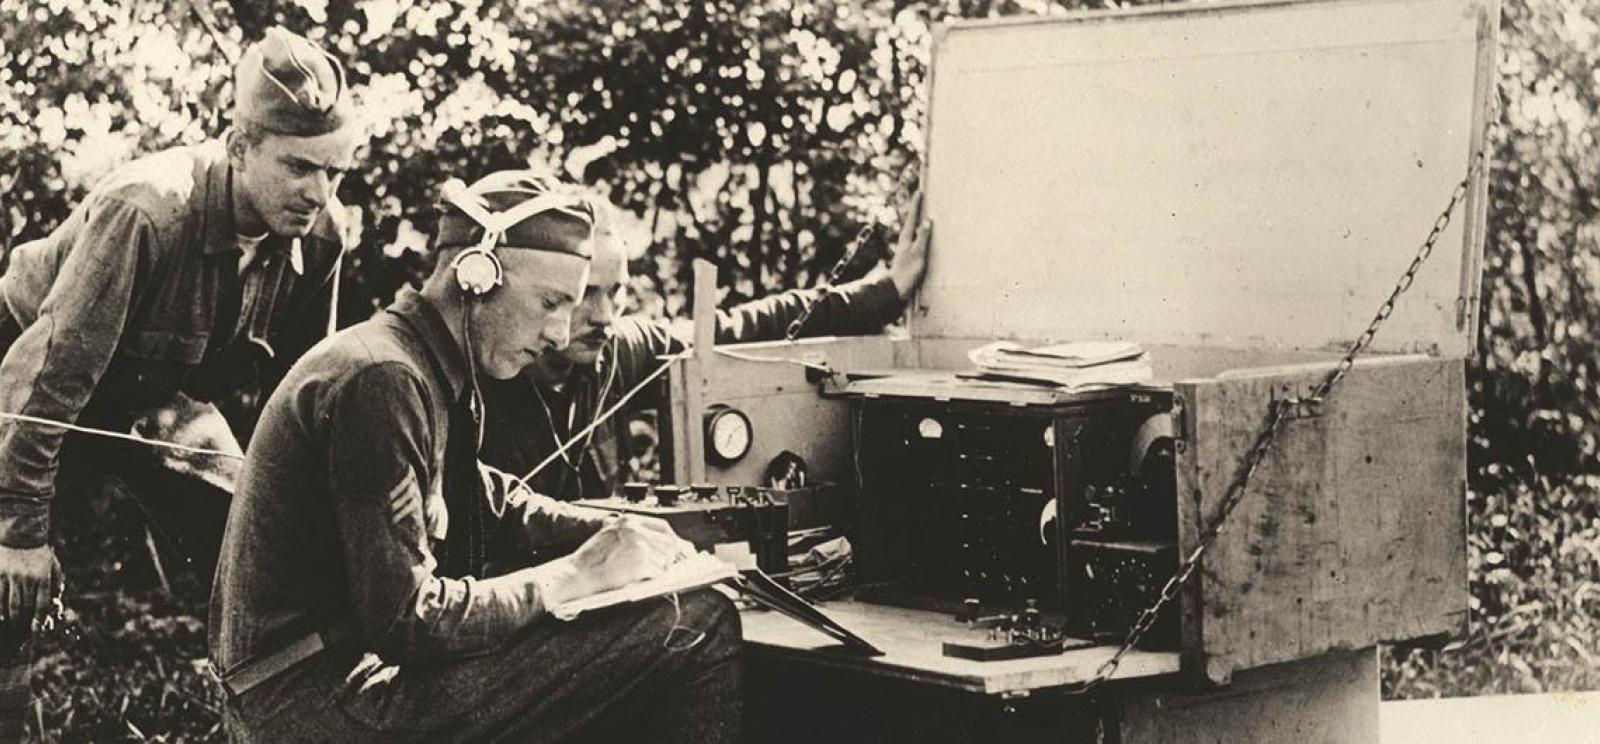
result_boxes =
[0,0,1593,741]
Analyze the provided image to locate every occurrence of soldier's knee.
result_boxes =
[675,589,741,654]
[680,589,738,628]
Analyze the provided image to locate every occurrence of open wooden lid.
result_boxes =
[915,0,1498,358]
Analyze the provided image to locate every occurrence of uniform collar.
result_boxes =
[237,234,305,275]
[388,288,469,401]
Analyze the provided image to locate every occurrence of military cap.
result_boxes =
[233,27,352,136]
[434,171,598,257]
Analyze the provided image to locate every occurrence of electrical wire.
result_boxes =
[530,336,621,480]
[514,349,691,493]
[463,301,485,447]
[0,410,243,461]
[1,331,683,486]
[712,346,834,375]
[662,591,708,651]
[459,300,488,573]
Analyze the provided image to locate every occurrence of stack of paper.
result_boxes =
[967,341,1153,389]
[548,553,739,621]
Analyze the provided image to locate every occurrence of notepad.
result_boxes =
[970,340,1146,369]
[547,553,740,621]
[967,340,1153,389]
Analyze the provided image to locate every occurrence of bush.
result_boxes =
[7,0,1600,737]
[1385,474,1600,698]
[1382,0,1600,700]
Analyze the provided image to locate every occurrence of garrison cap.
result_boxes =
[434,171,598,258]
[233,27,352,136]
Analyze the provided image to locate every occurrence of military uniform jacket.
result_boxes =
[0,140,350,548]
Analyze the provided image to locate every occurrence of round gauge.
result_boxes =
[704,405,753,465]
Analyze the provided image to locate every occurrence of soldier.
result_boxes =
[480,192,931,499]
[210,171,740,742]
[0,27,361,736]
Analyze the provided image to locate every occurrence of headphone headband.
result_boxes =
[438,180,596,253]
[437,178,595,296]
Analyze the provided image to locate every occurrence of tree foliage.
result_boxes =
[4,0,1600,738]
[1385,0,1600,697]
[4,0,945,321]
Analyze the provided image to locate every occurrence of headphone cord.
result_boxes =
[458,300,487,573]
[528,335,621,495]
[462,302,485,447]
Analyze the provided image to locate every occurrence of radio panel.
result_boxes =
[850,386,1178,647]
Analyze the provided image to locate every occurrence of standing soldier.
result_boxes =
[0,27,362,736]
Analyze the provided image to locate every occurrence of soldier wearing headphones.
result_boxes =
[480,192,931,501]
[209,171,741,742]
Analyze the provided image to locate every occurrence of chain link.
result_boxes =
[786,163,921,340]
[785,224,876,341]
[1073,149,1488,694]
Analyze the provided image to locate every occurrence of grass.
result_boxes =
[1383,473,1600,699]
[23,483,223,743]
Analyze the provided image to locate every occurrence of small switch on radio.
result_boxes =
[958,597,982,624]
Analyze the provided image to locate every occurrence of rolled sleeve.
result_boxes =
[600,274,906,412]
[711,274,904,345]
[0,198,148,548]
[327,364,548,663]
[777,274,903,339]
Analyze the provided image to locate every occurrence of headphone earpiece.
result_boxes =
[437,175,595,300]
[450,246,504,297]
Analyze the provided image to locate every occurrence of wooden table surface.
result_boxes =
[741,600,1180,695]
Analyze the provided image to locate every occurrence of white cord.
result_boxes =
[532,336,621,474]
[514,350,690,493]
[0,410,244,460]
[515,342,835,493]
[662,592,707,651]
[0,344,686,475]
[712,346,832,373]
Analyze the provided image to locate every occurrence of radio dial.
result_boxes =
[704,404,753,465]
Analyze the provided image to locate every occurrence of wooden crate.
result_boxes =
[671,0,1497,693]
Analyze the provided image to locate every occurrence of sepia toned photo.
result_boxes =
[0,0,1593,741]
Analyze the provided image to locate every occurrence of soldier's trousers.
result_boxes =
[225,589,743,743]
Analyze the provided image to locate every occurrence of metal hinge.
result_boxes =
[1169,396,1188,454]
[1276,384,1326,420]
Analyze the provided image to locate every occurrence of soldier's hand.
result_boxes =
[567,516,692,594]
[889,187,931,301]
[626,516,695,557]
[0,545,61,628]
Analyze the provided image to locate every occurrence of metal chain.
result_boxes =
[786,163,921,340]
[1074,149,1488,694]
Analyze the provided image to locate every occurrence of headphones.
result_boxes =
[437,179,595,298]
[449,246,505,298]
